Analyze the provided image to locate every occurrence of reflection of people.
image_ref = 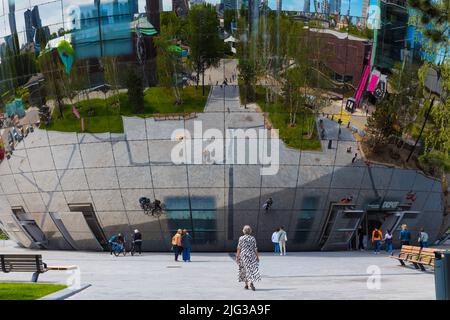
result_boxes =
[341,195,353,204]
[236,225,261,291]
[152,199,162,214]
[263,197,273,211]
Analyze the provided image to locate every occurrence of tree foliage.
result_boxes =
[186,3,223,95]
[154,23,184,105]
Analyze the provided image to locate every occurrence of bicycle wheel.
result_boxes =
[113,249,120,257]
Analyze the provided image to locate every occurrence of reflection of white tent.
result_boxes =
[224,35,237,43]
[224,36,237,54]
[45,34,72,50]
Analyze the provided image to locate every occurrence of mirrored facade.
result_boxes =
[0,0,447,252]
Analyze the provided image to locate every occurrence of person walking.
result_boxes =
[399,224,411,246]
[236,225,261,291]
[171,229,183,261]
[384,229,393,254]
[278,226,288,256]
[271,228,280,254]
[418,227,429,248]
[372,227,382,254]
[352,153,358,163]
[133,229,143,255]
[181,229,192,262]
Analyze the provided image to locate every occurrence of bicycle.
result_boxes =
[139,197,166,217]
[110,241,126,257]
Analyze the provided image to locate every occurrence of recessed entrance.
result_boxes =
[11,206,47,249]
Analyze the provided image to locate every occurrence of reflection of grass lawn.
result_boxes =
[43,86,209,133]
[253,87,321,151]
[0,282,67,300]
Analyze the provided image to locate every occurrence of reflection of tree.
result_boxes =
[38,51,70,119]
[187,3,223,96]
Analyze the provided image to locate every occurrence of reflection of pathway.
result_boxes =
[199,59,239,86]
[323,99,373,132]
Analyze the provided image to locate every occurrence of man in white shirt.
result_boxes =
[271,228,280,254]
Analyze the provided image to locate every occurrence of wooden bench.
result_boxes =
[390,245,447,271]
[0,254,77,282]
[153,112,197,121]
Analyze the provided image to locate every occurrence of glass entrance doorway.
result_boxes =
[362,210,420,248]
[319,203,364,251]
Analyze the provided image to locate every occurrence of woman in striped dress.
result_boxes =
[236,225,261,291]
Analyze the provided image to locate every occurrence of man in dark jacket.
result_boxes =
[133,229,143,255]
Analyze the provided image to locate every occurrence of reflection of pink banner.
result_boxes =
[354,50,372,108]
[72,106,80,119]
[367,70,381,93]
[81,117,84,132]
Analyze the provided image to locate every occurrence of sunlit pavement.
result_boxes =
[0,241,437,300]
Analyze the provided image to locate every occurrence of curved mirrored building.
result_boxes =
[0,0,447,252]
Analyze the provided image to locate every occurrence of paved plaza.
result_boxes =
[0,241,440,300]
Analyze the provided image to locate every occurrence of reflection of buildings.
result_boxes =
[24,6,44,45]
[329,0,341,15]
[304,0,310,13]
[173,0,189,16]
[7,0,17,51]
[309,28,371,87]
[375,0,409,69]
[0,116,444,251]
[222,0,237,10]
[361,0,370,20]
[191,0,206,5]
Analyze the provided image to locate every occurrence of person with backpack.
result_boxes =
[372,227,382,254]
[278,227,288,256]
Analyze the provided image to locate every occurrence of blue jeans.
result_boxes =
[373,240,381,252]
[385,241,393,254]
[182,247,191,261]
[273,243,280,253]
[420,241,428,248]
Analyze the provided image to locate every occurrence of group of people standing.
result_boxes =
[271,227,288,256]
[369,224,429,254]
[171,229,192,262]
